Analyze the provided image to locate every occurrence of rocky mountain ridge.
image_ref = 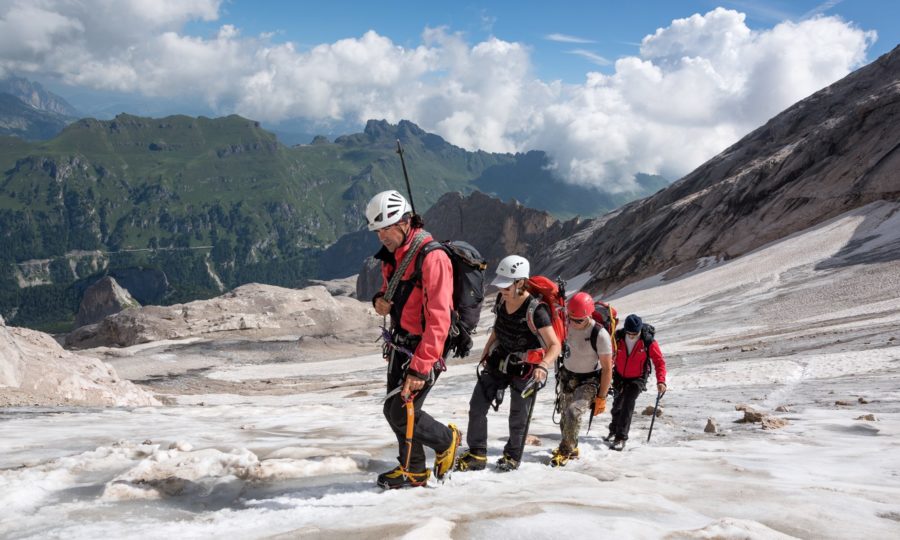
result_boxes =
[549,44,899,294]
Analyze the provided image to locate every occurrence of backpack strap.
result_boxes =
[590,324,600,353]
[411,240,444,286]
[525,295,546,349]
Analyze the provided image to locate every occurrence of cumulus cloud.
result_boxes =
[0,2,877,190]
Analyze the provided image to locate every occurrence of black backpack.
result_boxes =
[414,240,486,357]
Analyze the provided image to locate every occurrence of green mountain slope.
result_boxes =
[0,114,668,330]
[0,115,516,329]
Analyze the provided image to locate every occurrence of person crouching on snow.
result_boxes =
[367,190,461,489]
[455,255,561,472]
[549,292,613,467]
[606,314,667,451]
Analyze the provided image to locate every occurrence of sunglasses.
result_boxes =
[625,331,639,336]
[570,316,588,324]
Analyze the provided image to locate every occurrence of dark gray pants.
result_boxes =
[609,379,643,441]
[383,347,452,472]
[465,368,533,461]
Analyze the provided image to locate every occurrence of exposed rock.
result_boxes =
[0,323,159,407]
[704,418,718,433]
[308,276,357,298]
[740,345,758,352]
[642,405,663,417]
[855,414,877,421]
[736,409,766,423]
[761,417,789,430]
[835,400,853,406]
[75,276,140,328]
[65,283,379,349]
[775,405,792,412]
[525,434,542,446]
[858,397,870,404]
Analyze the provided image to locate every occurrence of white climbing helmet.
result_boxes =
[491,255,529,288]
[365,190,411,231]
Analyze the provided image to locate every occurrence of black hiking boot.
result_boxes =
[455,450,487,472]
[496,453,520,472]
[603,432,616,443]
[610,438,626,452]
[549,446,579,467]
[376,466,430,489]
[433,424,461,480]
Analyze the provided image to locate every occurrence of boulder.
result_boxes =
[855,414,877,421]
[75,276,140,328]
[0,323,159,407]
[704,418,718,433]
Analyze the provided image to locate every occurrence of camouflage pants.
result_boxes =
[558,375,598,453]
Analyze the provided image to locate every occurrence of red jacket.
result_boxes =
[379,228,453,377]
[614,336,666,384]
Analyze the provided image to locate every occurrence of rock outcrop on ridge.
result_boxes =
[74,276,140,328]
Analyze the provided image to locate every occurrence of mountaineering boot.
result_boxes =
[496,453,520,472]
[433,424,461,480]
[549,446,580,467]
[376,466,430,489]
[455,450,487,472]
[603,432,616,443]
[610,438,626,452]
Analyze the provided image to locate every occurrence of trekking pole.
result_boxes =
[647,389,665,442]
[396,140,417,216]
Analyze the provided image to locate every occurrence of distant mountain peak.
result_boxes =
[0,75,79,117]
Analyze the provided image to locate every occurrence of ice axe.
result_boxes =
[401,392,418,476]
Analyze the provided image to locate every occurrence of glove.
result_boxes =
[452,329,473,358]
[592,396,607,416]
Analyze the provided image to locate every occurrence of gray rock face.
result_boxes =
[75,276,140,328]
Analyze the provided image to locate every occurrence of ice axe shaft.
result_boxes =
[396,140,417,216]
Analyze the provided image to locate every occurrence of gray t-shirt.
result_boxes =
[564,319,612,373]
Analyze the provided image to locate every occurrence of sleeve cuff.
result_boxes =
[407,368,430,381]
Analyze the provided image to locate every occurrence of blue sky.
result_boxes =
[194,0,898,83]
[0,0,895,187]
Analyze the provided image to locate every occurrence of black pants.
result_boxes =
[466,367,533,462]
[382,346,453,473]
[608,379,643,441]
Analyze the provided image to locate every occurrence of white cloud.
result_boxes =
[0,3,878,190]
[545,33,595,44]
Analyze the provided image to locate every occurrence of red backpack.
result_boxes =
[522,276,568,364]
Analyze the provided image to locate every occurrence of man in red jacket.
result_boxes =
[606,314,667,451]
[366,190,461,489]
